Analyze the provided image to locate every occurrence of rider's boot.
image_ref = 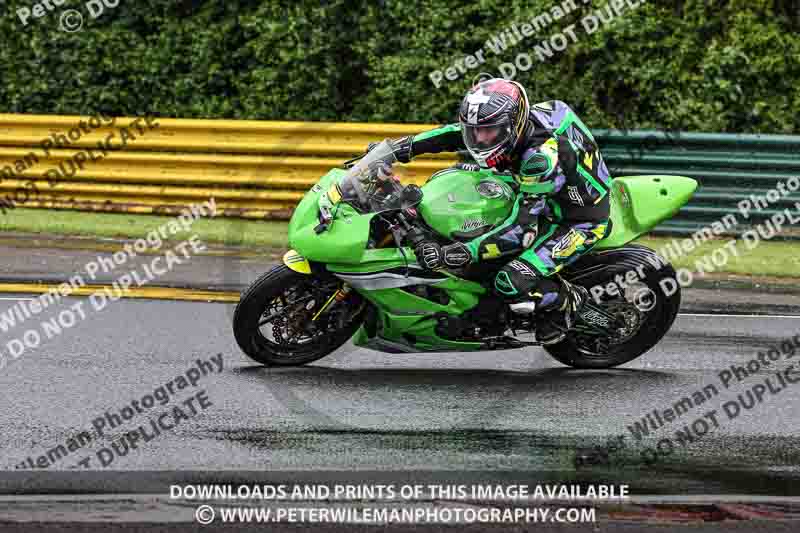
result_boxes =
[535,280,588,345]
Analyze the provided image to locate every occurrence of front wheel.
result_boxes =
[233,265,365,366]
[545,245,681,369]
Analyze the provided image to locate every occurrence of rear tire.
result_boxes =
[545,245,680,369]
[233,265,364,366]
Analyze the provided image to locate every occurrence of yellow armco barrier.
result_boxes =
[0,114,453,218]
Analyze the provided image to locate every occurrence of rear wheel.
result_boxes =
[233,265,365,366]
[545,245,680,368]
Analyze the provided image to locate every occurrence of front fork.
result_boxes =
[311,284,352,322]
[282,250,363,328]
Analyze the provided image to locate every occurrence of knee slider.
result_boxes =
[495,259,546,302]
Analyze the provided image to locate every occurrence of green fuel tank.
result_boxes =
[418,168,516,240]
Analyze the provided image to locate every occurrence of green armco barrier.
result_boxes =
[595,130,800,149]
[0,113,796,239]
[593,130,800,238]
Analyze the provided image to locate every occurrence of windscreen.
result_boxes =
[337,141,417,214]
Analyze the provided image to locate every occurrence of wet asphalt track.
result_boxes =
[0,291,798,501]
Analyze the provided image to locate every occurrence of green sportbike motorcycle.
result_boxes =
[234,141,697,368]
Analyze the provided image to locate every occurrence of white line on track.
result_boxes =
[0,299,797,318]
[0,494,800,508]
[680,313,800,319]
[2,493,800,505]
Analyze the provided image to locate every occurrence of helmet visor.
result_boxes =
[462,120,513,154]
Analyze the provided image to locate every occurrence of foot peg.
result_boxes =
[509,301,537,315]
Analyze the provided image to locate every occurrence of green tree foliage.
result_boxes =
[0,0,797,132]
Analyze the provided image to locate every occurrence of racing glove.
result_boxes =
[414,241,472,270]
[441,242,472,268]
[414,241,442,270]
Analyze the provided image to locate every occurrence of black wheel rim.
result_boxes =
[254,278,360,359]
[572,282,651,358]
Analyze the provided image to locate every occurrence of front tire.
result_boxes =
[545,245,681,369]
[233,265,364,366]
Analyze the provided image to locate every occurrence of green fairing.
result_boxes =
[418,169,515,240]
[327,248,413,274]
[595,175,697,249]
[287,164,696,353]
[289,169,376,263]
[351,276,485,351]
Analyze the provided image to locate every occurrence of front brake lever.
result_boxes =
[396,212,427,248]
[388,220,407,249]
[342,154,365,169]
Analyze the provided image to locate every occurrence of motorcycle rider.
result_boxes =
[370,78,612,344]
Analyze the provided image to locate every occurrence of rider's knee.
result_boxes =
[494,258,560,308]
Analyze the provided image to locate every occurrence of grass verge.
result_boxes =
[0,208,797,277]
[636,235,800,278]
[0,208,287,248]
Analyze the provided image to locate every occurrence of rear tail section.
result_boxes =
[596,175,697,249]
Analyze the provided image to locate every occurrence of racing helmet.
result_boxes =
[458,78,530,169]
